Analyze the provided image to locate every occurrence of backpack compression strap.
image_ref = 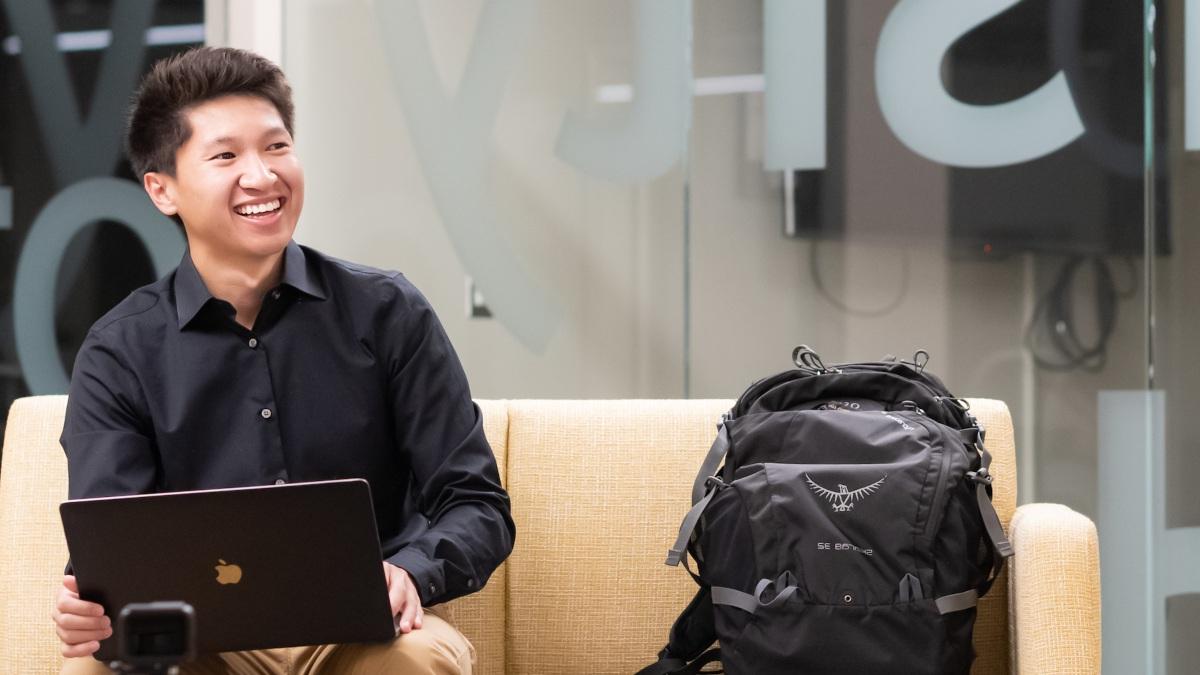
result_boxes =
[668,416,732,568]
[691,414,732,505]
[959,425,1015,593]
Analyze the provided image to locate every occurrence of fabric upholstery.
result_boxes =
[0,396,1102,674]
[503,399,731,674]
[0,396,70,674]
[1009,503,1102,674]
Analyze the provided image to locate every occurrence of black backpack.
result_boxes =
[639,347,1013,675]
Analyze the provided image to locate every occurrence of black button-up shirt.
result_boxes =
[61,241,514,606]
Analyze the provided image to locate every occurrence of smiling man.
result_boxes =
[52,47,513,674]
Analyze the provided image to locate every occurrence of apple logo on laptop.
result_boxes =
[215,559,243,585]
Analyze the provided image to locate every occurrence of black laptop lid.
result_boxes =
[60,478,395,661]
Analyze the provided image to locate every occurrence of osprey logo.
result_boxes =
[805,474,888,512]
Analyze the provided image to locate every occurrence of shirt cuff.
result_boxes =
[386,546,444,606]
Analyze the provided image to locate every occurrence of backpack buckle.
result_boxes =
[967,468,993,485]
[704,475,727,491]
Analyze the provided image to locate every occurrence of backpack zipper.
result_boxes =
[912,414,957,541]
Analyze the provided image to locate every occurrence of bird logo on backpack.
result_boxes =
[805,474,887,512]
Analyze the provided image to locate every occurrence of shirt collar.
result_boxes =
[173,250,212,329]
[173,240,327,330]
[279,240,327,302]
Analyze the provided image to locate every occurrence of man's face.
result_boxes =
[145,94,304,263]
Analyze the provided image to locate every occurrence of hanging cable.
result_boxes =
[1024,255,1136,373]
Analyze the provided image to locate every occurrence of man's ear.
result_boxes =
[143,171,179,216]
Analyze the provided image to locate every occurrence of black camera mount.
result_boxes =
[107,601,196,674]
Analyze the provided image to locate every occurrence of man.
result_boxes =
[52,46,514,674]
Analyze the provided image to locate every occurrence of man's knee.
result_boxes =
[320,614,474,674]
[378,614,474,675]
[398,622,472,671]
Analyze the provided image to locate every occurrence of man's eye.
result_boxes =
[269,142,289,151]
[210,152,235,160]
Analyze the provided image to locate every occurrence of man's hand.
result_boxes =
[52,575,111,658]
[383,562,424,634]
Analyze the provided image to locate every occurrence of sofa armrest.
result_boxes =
[1008,503,1101,674]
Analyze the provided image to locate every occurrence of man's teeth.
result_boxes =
[235,199,281,216]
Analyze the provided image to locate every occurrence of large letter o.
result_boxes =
[14,177,185,394]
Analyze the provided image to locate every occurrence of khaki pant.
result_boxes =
[61,611,474,675]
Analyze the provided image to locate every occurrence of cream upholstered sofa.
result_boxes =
[0,396,1100,674]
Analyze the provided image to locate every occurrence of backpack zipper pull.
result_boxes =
[792,345,827,373]
[912,349,930,373]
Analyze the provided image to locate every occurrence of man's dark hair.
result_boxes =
[125,46,295,179]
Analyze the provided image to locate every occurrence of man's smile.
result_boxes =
[233,196,286,219]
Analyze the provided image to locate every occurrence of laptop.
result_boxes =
[60,478,396,661]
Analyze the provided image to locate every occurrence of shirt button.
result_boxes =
[271,289,281,300]
[429,583,436,595]
[248,337,258,348]
[275,478,286,486]
[260,408,272,419]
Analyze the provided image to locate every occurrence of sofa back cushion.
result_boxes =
[503,398,1016,675]
[504,399,732,673]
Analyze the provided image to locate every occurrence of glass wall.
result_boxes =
[0,2,203,429]
[285,0,690,400]
[0,0,1189,671]
[281,1,1192,670]
[1153,1,1200,672]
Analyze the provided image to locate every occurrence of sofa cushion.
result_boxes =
[504,399,732,674]
[503,398,1016,675]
